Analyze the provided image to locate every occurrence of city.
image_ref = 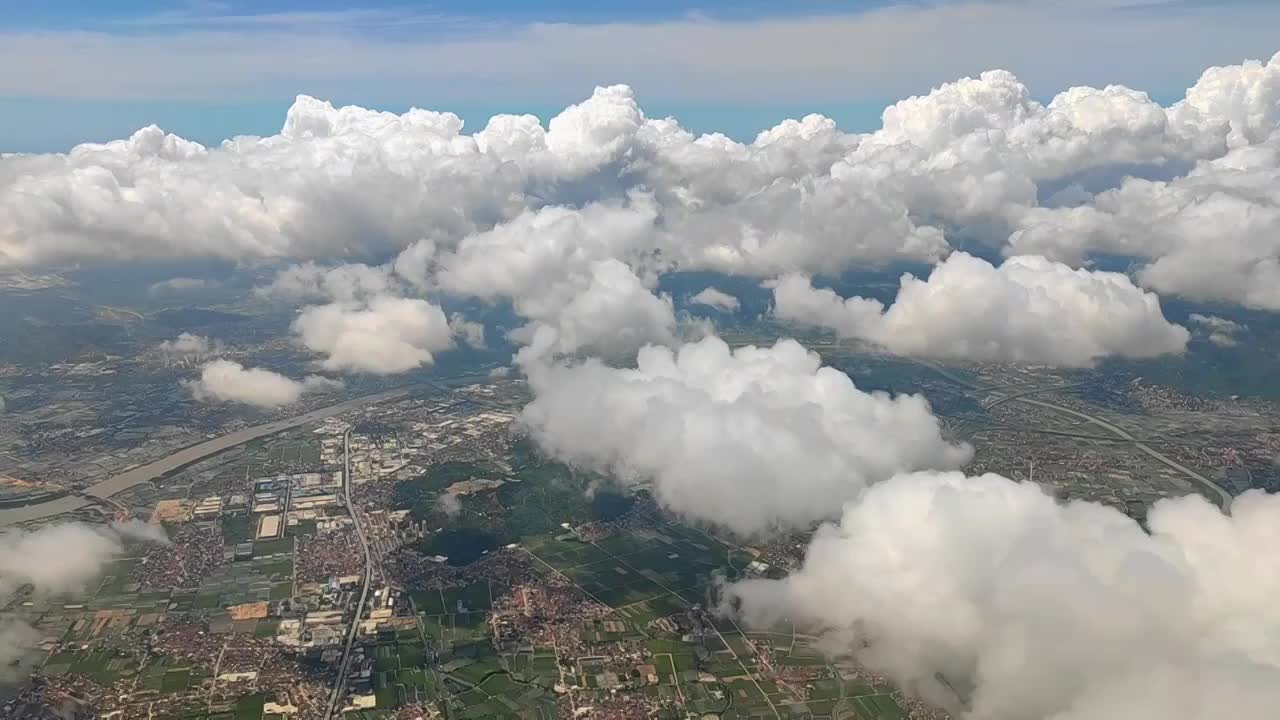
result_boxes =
[4,327,1279,718]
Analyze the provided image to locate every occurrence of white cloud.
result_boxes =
[431,198,660,308]
[256,260,462,372]
[424,199,683,363]
[187,360,341,407]
[258,261,400,304]
[1189,313,1247,347]
[2,5,1277,107]
[726,472,1280,720]
[110,519,171,546]
[772,253,1189,367]
[292,296,454,374]
[0,521,168,670]
[0,53,1226,274]
[0,113,521,267]
[3,50,1279,318]
[448,313,486,350]
[519,335,970,535]
[436,493,462,518]
[1010,136,1280,310]
[511,259,679,365]
[148,276,215,296]
[158,332,219,357]
[770,275,886,339]
[0,620,40,681]
[690,287,740,312]
[1003,51,1280,307]
[0,522,136,597]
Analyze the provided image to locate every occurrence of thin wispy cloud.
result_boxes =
[4,2,1278,104]
[116,7,475,33]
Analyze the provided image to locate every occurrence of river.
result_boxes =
[0,387,411,526]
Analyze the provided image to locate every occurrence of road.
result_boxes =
[323,428,374,720]
[1015,396,1232,509]
[981,382,1089,410]
[0,387,411,526]
[920,361,1232,509]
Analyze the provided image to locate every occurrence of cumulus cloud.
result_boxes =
[430,198,659,307]
[690,287,740,312]
[110,519,171,545]
[1002,52,1280,308]
[158,332,219,357]
[7,51,1273,289]
[187,360,341,407]
[256,260,464,372]
[259,261,400,304]
[448,313,486,350]
[1189,313,1247,347]
[148,276,217,296]
[0,522,142,597]
[519,335,970,535]
[3,52,1280,372]
[292,296,454,374]
[263,203,672,366]
[416,199,681,362]
[1010,136,1280,309]
[510,259,679,365]
[772,253,1189,367]
[726,472,1280,720]
[0,521,168,670]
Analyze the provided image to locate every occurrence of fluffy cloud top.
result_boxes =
[292,296,454,374]
[519,335,970,535]
[431,199,660,304]
[5,52,1279,376]
[421,199,679,362]
[510,259,679,365]
[690,287,741,312]
[4,51,1277,316]
[187,360,340,407]
[773,253,1189,367]
[727,473,1280,720]
[1009,135,1280,310]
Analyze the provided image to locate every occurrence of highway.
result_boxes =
[921,361,1233,510]
[0,387,411,526]
[323,428,374,720]
[1015,396,1233,509]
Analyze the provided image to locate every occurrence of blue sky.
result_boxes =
[3,1,1278,152]
[4,1,888,28]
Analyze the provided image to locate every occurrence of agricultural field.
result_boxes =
[3,424,925,720]
[7,515,304,720]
